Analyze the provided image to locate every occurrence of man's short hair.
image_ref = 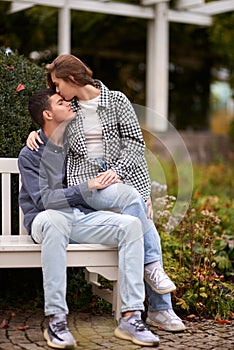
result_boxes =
[28,88,55,127]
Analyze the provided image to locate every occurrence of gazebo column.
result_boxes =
[146,0,169,131]
[58,0,71,54]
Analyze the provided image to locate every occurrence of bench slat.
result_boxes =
[0,158,19,173]
[2,173,11,235]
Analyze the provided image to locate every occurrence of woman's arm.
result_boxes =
[26,131,44,151]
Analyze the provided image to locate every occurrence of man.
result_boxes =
[18,89,159,349]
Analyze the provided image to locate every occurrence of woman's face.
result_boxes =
[51,71,77,101]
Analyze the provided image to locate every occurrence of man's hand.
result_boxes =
[96,169,121,185]
[146,197,154,220]
[26,131,43,151]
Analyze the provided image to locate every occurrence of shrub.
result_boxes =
[0,47,46,157]
[153,190,234,320]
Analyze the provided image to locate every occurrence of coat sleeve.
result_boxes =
[109,92,151,199]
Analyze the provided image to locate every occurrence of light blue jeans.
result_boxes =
[31,208,145,316]
[84,183,172,312]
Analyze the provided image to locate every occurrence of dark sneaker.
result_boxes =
[44,313,76,349]
[146,309,186,332]
[144,262,176,294]
[114,311,159,347]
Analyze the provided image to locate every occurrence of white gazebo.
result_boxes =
[5,0,234,131]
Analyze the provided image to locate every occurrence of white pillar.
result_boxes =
[58,1,71,54]
[146,1,169,132]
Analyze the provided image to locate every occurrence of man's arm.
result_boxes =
[18,152,111,211]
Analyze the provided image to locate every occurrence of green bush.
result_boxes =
[153,189,234,320]
[0,48,46,157]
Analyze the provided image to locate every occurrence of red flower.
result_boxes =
[16,83,25,92]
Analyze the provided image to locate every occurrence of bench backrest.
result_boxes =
[0,157,27,236]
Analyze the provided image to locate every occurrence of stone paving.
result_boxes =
[0,309,233,350]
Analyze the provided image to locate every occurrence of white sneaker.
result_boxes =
[44,313,76,349]
[114,311,159,347]
[146,309,186,332]
[144,262,176,294]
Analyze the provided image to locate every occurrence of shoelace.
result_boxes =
[51,320,69,335]
[149,266,168,284]
[130,319,148,332]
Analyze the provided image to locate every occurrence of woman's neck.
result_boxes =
[76,84,100,101]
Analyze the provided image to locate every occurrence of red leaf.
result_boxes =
[0,319,9,328]
[16,83,25,92]
[216,319,232,325]
[3,64,14,70]
[16,325,30,331]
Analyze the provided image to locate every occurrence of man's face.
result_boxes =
[48,94,75,124]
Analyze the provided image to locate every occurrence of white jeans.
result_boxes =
[31,208,145,316]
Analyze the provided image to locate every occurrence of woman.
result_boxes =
[27,54,185,332]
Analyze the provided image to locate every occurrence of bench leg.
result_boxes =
[112,279,121,322]
[85,267,121,321]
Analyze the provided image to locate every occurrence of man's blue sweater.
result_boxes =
[18,131,94,234]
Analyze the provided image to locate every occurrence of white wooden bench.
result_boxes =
[0,158,120,320]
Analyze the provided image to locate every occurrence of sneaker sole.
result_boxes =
[146,317,186,332]
[114,327,159,347]
[44,329,76,349]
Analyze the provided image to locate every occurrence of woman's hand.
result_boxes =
[88,171,121,190]
[146,197,154,220]
[96,169,121,185]
[88,177,113,190]
[26,131,43,151]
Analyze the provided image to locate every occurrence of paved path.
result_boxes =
[0,309,233,350]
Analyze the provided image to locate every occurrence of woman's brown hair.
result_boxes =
[46,54,94,89]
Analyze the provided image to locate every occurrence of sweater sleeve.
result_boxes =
[18,152,91,211]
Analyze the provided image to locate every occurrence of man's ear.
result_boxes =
[43,110,52,121]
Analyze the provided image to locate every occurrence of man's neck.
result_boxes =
[43,124,67,147]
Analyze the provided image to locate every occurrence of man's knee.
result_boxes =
[119,215,143,241]
[32,210,70,242]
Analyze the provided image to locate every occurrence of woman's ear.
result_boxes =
[68,75,75,83]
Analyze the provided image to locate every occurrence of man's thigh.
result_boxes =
[69,209,142,246]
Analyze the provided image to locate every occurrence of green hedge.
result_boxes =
[0,48,46,157]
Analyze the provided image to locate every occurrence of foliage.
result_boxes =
[152,173,234,319]
[2,2,234,130]
[0,48,46,157]
[208,12,234,88]
[160,161,234,200]
[229,118,234,143]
